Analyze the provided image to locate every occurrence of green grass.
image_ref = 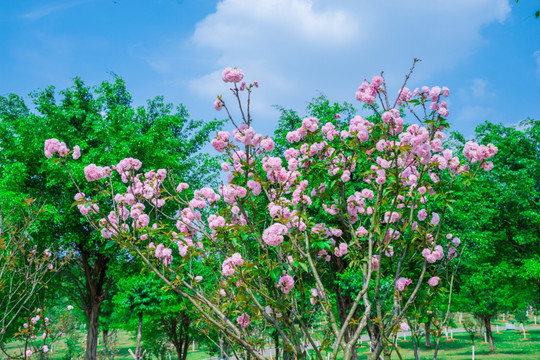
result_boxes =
[350,329,540,360]
[3,327,539,359]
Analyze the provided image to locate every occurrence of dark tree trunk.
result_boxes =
[483,316,495,353]
[162,313,191,360]
[103,328,109,347]
[425,321,432,347]
[181,334,189,360]
[79,247,112,360]
[274,331,280,360]
[85,304,100,360]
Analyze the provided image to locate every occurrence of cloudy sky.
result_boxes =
[1,0,539,137]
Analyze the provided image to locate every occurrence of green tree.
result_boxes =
[0,77,223,360]
[449,119,540,353]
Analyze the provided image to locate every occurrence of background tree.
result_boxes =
[0,77,223,360]
[448,119,540,353]
[0,201,60,351]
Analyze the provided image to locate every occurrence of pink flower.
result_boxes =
[237,313,250,328]
[222,67,244,83]
[442,86,450,97]
[211,131,230,152]
[400,322,410,332]
[67,305,74,311]
[213,98,223,111]
[231,253,244,265]
[262,223,288,246]
[371,255,379,270]
[84,164,108,182]
[430,212,440,226]
[428,276,440,287]
[356,226,368,237]
[42,345,49,353]
[396,277,412,291]
[334,243,348,257]
[176,183,189,193]
[72,145,81,159]
[302,117,319,132]
[278,275,295,294]
[341,170,351,183]
[482,161,494,171]
[44,138,60,158]
[26,350,32,357]
[247,180,262,196]
[417,209,427,221]
[195,276,203,282]
[135,214,150,228]
[452,237,461,247]
[260,138,275,152]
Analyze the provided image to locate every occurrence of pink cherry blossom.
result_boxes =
[400,322,410,332]
[278,275,295,294]
[222,67,244,83]
[428,276,440,287]
[262,223,288,246]
[237,313,250,328]
[430,212,440,226]
[214,98,223,111]
[84,164,109,182]
[396,277,412,291]
[73,145,81,159]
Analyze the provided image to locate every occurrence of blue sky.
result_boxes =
[1,0,539,137]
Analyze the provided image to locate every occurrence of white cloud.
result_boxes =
[193,0,360,51]
[22,0,90,20]
[188,0,510,92]
[458,78,496,101]
[453,105,493,129]
[534,50,540,75]
[147,0,512,134]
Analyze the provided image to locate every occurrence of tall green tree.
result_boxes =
[113,273,198,360]
[449,119,540,353]
[0,77,223,360]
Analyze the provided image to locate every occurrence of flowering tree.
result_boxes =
[45,62,497,360]
[0,78,224,360]
[0,201,67,357]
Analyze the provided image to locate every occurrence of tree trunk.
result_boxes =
[346,326,358,360]
[79,245,113,360]
[103,328,109,347]
[85,304,100,360]
[135,312,143,359]
[181,334,189,360]
[411,327,421,360]
[274,331,279,360]
[483,316,495,353]
[425,321,432,347]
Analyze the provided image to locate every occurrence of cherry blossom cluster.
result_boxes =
[43,65,500,358]
[44,138,80,159]
[15,305,74,358]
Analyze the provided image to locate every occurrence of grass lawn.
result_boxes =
[3,327,539,359]
[356,329,540,359]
